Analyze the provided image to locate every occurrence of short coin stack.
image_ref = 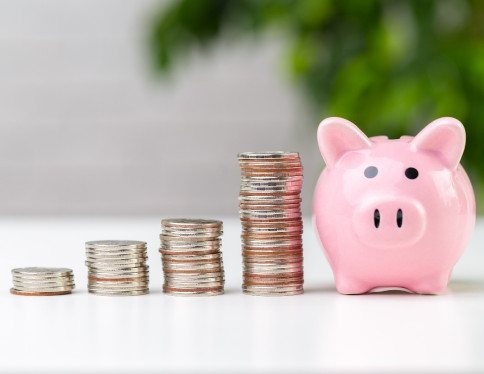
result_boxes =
[238,152,304,296]
[85,240,149,296]
[160,219,224,296]
[10,267,75,296]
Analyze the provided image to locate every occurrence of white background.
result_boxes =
[0,216,483,373]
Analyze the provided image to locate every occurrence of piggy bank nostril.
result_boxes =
[374,209,380,228]
[396,209,403,228]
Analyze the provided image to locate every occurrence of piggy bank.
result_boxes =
[313,117,475,294]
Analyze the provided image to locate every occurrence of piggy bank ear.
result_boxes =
[411,117,465,170]
[317,117,371,167]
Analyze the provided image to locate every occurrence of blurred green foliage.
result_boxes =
[149,0,484,204]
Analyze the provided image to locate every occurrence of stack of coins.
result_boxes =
[10,267,75,296]
[85,240,149,296]
[160,219,224,296]
[238,152,304,296]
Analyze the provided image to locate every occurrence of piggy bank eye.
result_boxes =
[364,166,378,178]
[405,167,419,179]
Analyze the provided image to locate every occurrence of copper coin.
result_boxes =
[10,288,72,296]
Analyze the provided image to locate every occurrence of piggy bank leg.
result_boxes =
[334,275,371,295]
[408,272,450,295]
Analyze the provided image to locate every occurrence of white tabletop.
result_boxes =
[0,216,483,373]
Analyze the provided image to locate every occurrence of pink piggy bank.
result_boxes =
[313,117,475,294]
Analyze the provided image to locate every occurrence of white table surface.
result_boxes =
[0,216,483,373]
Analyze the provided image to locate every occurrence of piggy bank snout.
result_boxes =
[353,197,426,248]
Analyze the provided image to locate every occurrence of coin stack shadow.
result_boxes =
[11,267,75,296]
[85,240,149,296]
[238,152,304,296]
[160,219,225,296]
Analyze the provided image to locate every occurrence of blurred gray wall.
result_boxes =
[0,0,321,215]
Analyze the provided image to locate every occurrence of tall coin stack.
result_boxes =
[238,152,304,296]
[10,267,75,296]
[85,240,149,296]
[160,219,224,296]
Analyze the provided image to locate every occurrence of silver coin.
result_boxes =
[239,210,301,218]
[240,177,302,184]
[88,270,149,278]
[87,262,148,269]
[237,151,300,159]
[243,261,303,269]
[163,288,224,296]
[243,289,303,296]
[85,248,147,256]
[243,257,303,263]
[164,273,224,280]
[162,253,222,261]
[88,287,149,294]
[161,218,222,228]
[162,283,224,289]
[162,258,224,265]
[161,233,222,240]
[243,238,303,246]
[239,186,301,194]
[239,170,303,176]
[89,276,149,283]
[163,273,224,280]
[89,282,149,289]
[160,245,221,252]
[86,262,147,271]
[12,275,74,283]
[12,284,75,292]
[239,182,303,189]
[86,258,147,265]
[85,255,147,263]
[239,196,302,204]
[242,228,303,235]
[162,230,222,237]
[162,226,222,233]
[12,267,73,276]
[86,240,146,246]
[163,265,223,273]
[239,179,302,186]
[86,265,148,273]
[12,278,74,285]
[243,269,303,276]
[85,253,147,260]
[160,234,221,243]
[88,289,149,296]
[88,272,149,280]
[164,275,224,282]
[88,281,149,288]
[85,248,147,254]
[13,278,75,286]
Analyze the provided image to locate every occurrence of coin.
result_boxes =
[85,240,149,295]
[160,218,224,296]
[88,289,149,296]
[12,267,73,276]
[161,218,223,228]
[86,240,146,248]
[10,289,73,296]
[238,151,304,296]
[10,267,75,296]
